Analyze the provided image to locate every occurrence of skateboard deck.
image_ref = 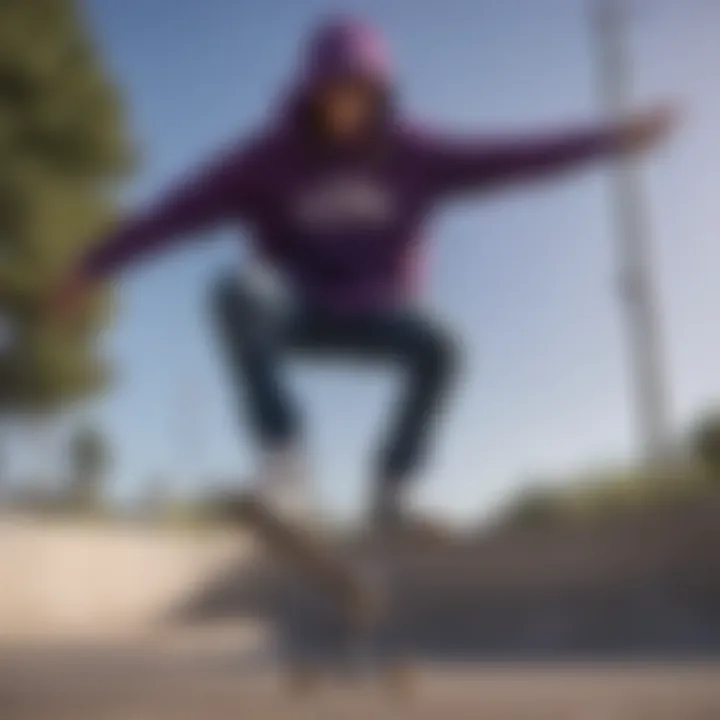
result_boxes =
[226,492,377,622]
[226,492,414,694]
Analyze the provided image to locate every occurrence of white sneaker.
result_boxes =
[251,446,319,526]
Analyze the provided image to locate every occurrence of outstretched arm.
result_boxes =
[46,139,265,320]
[78,139,262,281]
[420,106,676,198]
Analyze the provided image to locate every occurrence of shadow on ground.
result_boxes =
[172,499,720,662]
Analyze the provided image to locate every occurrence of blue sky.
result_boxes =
[51,0,720,522]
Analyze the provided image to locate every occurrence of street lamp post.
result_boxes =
[594,0,671,463]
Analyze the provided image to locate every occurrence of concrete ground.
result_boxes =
[1,626,719,720]
[3,515,720,718]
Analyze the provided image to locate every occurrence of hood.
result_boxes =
[298,16,392,93]
[276,17,395,142]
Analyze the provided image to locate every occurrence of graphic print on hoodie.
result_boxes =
[79,17,624,313]
[292,173,396,232]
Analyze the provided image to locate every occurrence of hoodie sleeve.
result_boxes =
[79,140,263,280]
[417,122,624,198]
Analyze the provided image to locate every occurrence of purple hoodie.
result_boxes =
[80,17,625,312]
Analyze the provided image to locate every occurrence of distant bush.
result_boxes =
[68,426,111,514]
[692,412,720,481]
[504,485,566,528]
[503,458,715,528]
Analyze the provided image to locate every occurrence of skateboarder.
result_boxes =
[49,16,677,532]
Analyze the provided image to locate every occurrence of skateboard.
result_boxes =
[226,492,415,696]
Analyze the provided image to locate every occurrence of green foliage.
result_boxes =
[0,0,134,413]
[505,485,564,528]
[504,458,716,528]
[691,411,720,480]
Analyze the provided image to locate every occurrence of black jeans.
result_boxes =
[211,275,458,491]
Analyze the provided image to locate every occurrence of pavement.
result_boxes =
[1,626,719,720]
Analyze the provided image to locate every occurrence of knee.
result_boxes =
[411,323,461,384]
[210,274,240,316]
[208,274,265,355]
[209,274,255,327]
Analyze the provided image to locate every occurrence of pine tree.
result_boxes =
[0,0,134,413]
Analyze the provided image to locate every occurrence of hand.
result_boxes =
[616,105,679,155]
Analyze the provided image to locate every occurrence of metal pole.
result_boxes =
[593,0,670,463]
